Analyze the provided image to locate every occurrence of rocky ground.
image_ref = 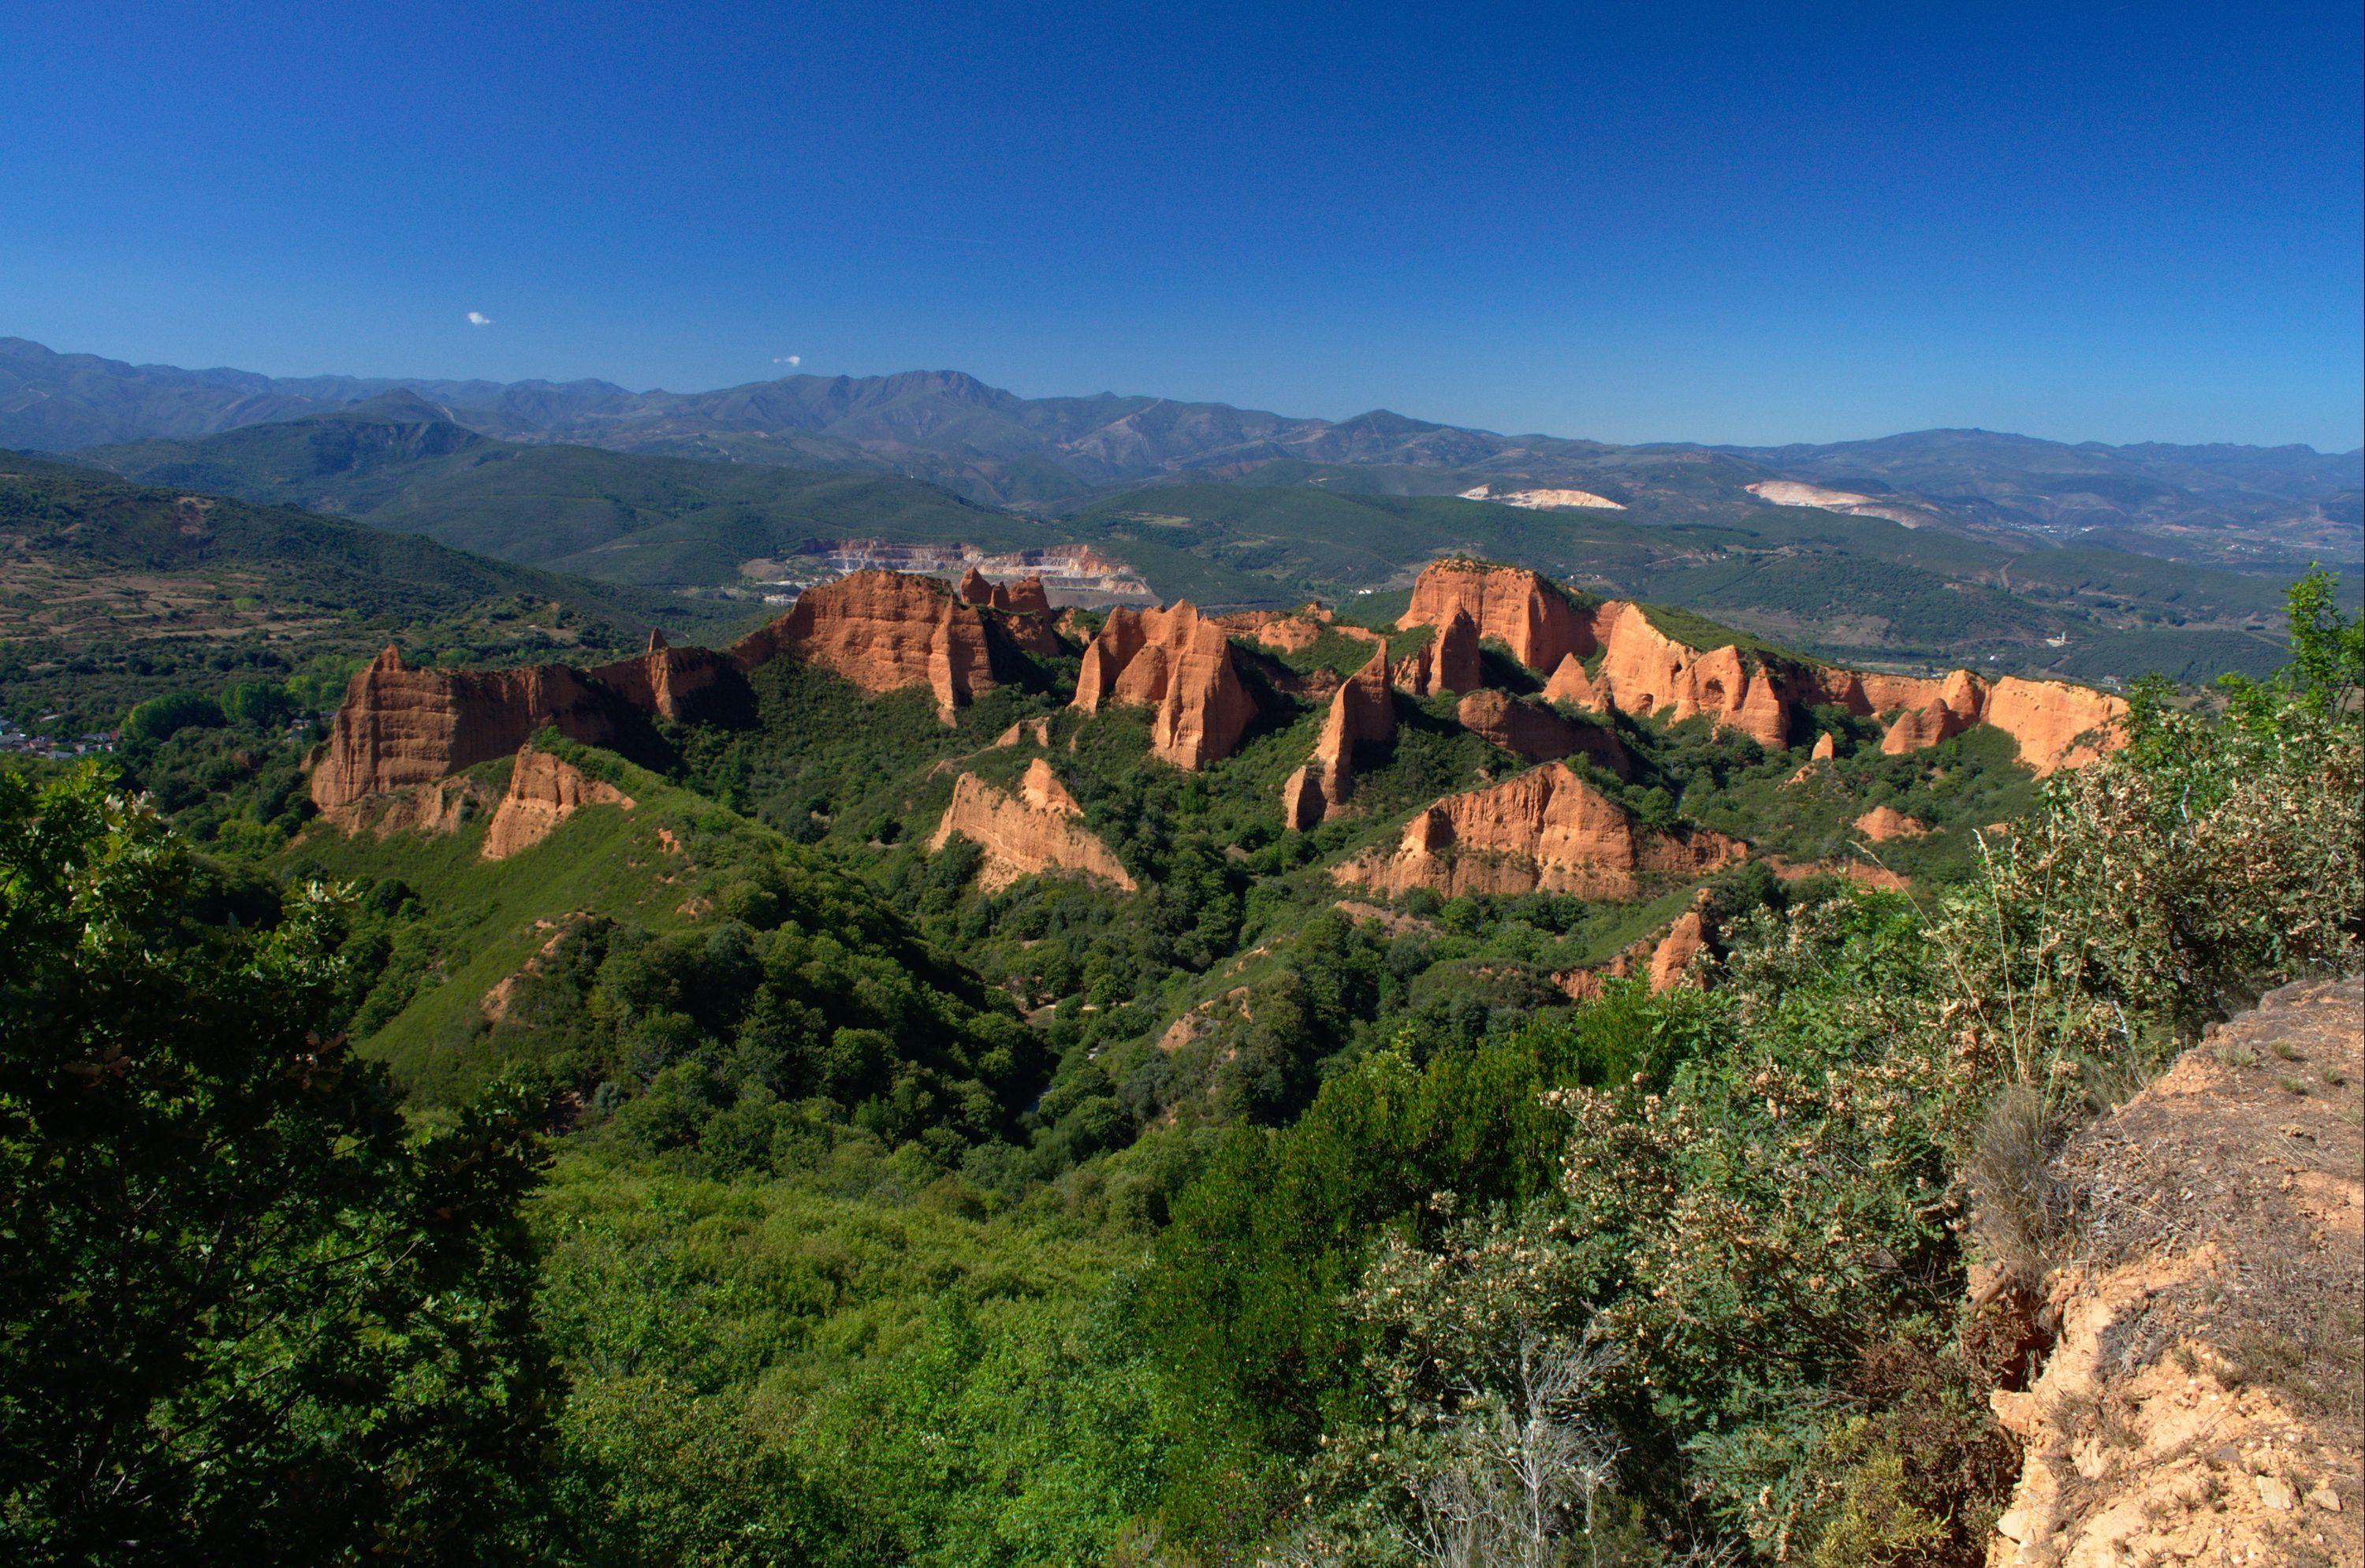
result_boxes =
[1991,975,2364,1567]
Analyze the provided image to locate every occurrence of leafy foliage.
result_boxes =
[0,769,558,1565]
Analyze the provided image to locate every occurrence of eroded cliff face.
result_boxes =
[1070,602,1258,769]
[957,568,1060,646]
[585,631,741,723]
[1335,762,1745,899]
[482,745,635,860]
[311,570,1040,814]
[1215,602,1383,656]
[929,758,1136,892]
[1587,602,1797,748]
[1541,654,1607,710]
[1283,646,1395,829]
[1861,669,2128,774]
[1399,560,1592,672]
[1980,676,2128,774]
[1395,609,1484,698]
[1457,688,1631,777]
[1393,560,2126,773]
[1647,908,1711,991]
[732,569,1004,722]
[1984,978,2363,1566]
[309,646,628,813]
[1853,804,1931,842]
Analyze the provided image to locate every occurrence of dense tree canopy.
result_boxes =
[0,770,558,1565]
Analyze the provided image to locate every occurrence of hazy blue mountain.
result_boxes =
[13,336,2355,569]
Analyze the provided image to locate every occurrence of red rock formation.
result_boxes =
[1335,762,1745,899]
[584,631,739,723]
[1395,610,1484,698]
[1586,602,1796,748]
[482,745,635,860]
[993,574,1053,616]
[1554,899,1722,997]
[1542,654,1607,710]
[995,603,1068,658]
[1457,689,1632,777]
[323,775,492,838]
[731,570,1004,722]
[309,646,626,812]
[1853,805,1931,842]
[1578,590,2123,773]
[1875,669,1986,756]
[1070,602,1259,769]
[1216,602,1385,656]
[1983,676,2127,773]
[929,758,1136,892]
[1433,609,1484,695]
[1782,729,1842,784]
[1648,910,1711,991]
[1399,560,1592,672]
[1072,605,1148,712]
[993,717,1052,748]
[958,566,1057,621]
[1870,669,2126,774]
[1283,647,1395,828]
[1390,562,2124,772]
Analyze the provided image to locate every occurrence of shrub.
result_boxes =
[120,689,225,743]
[0,769,558,1563]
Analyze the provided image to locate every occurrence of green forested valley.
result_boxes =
[4,456,2357,1566]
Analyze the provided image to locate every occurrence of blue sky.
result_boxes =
[6,0,2359,449]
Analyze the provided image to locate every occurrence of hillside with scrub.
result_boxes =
[2,535,2357,1565]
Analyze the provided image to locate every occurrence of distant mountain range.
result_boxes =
[6,337,2356,575]
[24,387,2304,688]
[71,390,1047,588]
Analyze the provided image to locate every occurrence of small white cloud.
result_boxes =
[466,311,494,327]
[773,354,801,367]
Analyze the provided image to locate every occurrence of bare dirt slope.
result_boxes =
[1991,975,2363,1566]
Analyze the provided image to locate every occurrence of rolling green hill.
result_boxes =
[0,455,755,731]
[77,393,1060,587]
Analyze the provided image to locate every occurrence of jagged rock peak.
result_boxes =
[1394,558,2125,772]
[1335,761,1745,900]
[929,758,1136,892]
[1398,559,1593,674]
[1283,646,1395,829]
[730,569,1004,723]
[1070,601,1258,769]
[482,745,634,861]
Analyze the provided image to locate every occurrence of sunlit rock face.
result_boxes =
[732,568,1007,722]
[1070,602,1258,769]
[482,745,635,860]
[308,646,628,812]
[1283,646,1396,829]
[1395,558,2128,771]
[930,758,1136,892]
[1334,762,1745,900]
[1399,560,1593,673]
